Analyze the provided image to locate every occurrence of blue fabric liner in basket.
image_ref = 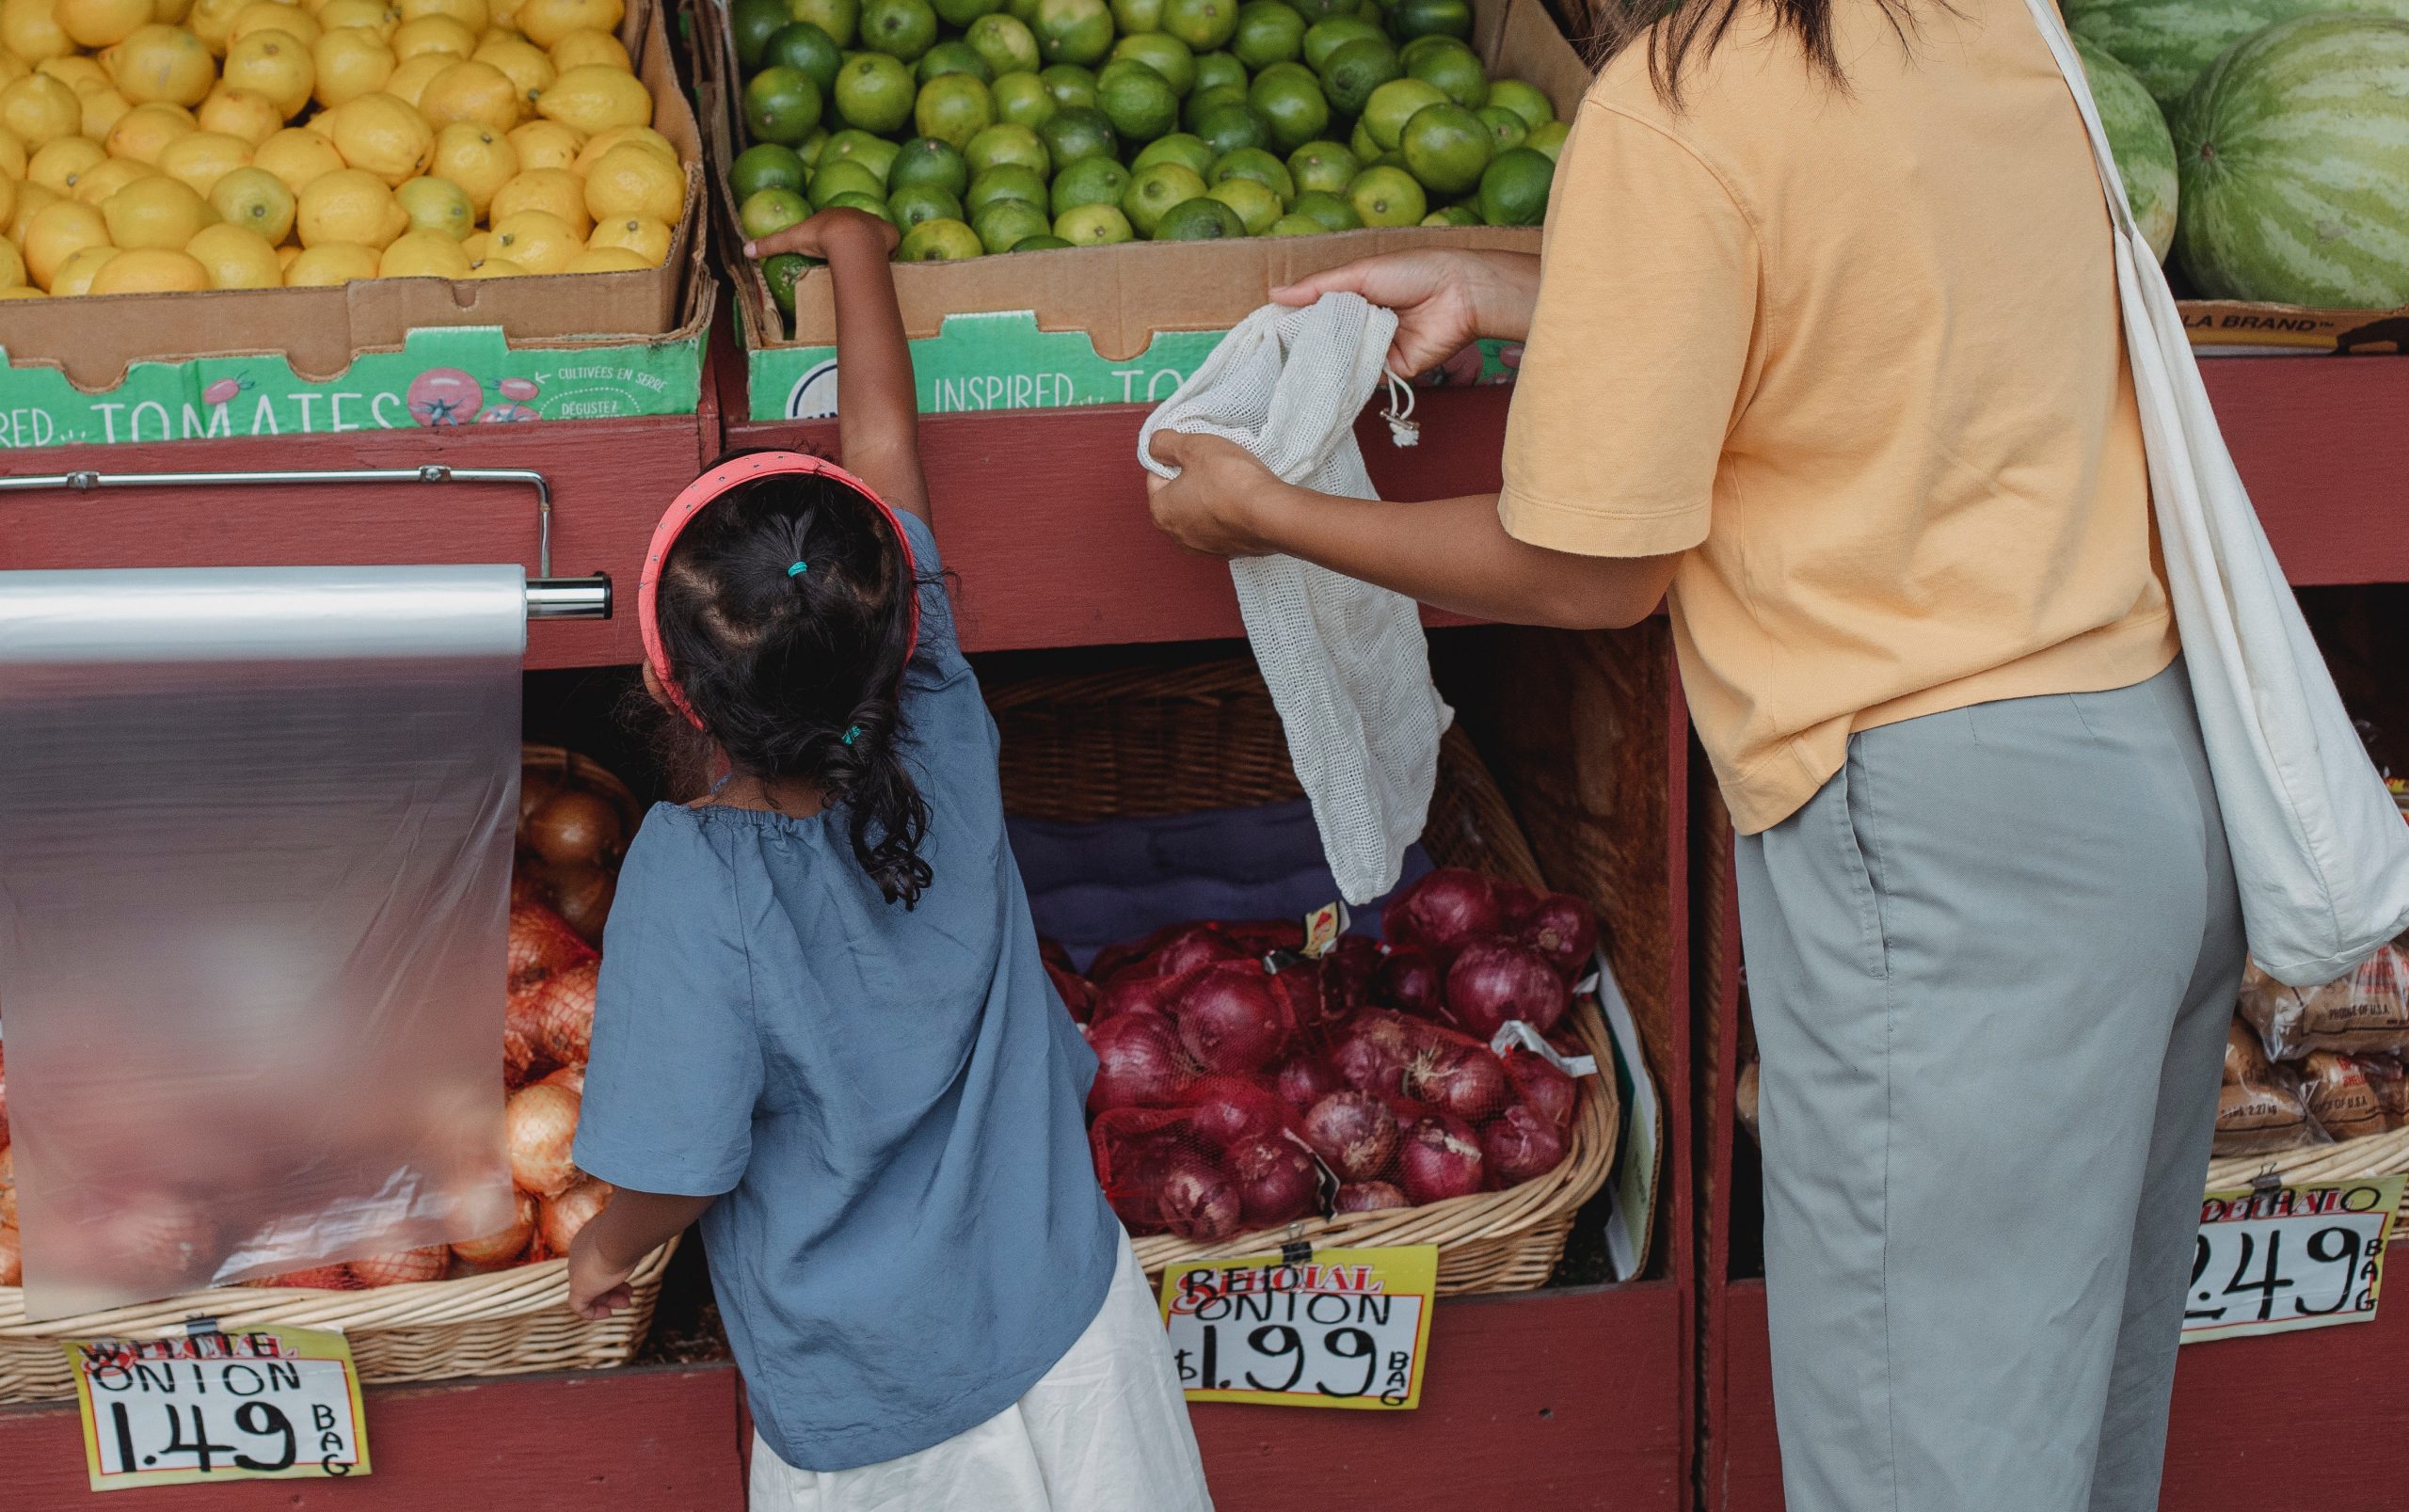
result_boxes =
[1008,798,1435,972]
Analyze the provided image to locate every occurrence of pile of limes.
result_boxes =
[726,0,1565,314]
[0,0,680,300]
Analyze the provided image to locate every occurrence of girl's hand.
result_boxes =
[1271,250,1541,380]
[743,207,901,263]
[566,1227,636,1320]
[1145,431,1290,559]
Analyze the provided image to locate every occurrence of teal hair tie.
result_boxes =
[842,724,862,746]
[787,561,808,577]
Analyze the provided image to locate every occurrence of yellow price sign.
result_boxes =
[2183,1175,2401,1344]
[1158,1245,1438,1409]
[65,1326,371,1491]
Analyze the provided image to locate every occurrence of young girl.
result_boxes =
[566,207,1213,1511]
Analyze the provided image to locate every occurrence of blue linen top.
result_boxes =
[573,511,1121,1472]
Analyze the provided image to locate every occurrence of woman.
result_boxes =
[1144,0,2242,1505]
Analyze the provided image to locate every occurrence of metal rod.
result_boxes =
[526,575,611,619]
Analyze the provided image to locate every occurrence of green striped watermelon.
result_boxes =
[2172,14,2409,308]
[2075,37,2179,261]
[2065,0,2409,108]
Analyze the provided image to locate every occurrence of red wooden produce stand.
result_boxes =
[1695,356,2409,1512]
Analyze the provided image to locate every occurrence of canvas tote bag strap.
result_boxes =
[2018,0,2147,247]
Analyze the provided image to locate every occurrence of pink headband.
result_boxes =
[638,451,922,730]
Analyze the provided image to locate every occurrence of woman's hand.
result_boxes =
[742,206,901,263]
[566,1226,637,1320]
[1272,250,1541,379]
[1145,431,1292,559]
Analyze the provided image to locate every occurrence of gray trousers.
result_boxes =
[1738,661,2243,1512]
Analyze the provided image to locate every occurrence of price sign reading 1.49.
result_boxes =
[1159,1246,1438,1410]
[2182,1175,2402,1345]
[64,1326,371,1492]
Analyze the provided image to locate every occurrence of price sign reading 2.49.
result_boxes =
[1158,1246,1439,1410]
[2182,1175,2402,1345]
[64,1326,372,1491]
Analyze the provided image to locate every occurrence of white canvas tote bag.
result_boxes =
[2025,0,2409,984]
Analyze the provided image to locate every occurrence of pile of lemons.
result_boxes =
[0,0,685,299]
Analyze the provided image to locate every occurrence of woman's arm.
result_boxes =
[566,1187,715,1319]
[743,209,930,525]
[1272,250,1542,377]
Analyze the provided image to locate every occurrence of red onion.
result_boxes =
[1090,970,1181,1027]
[1174,961,1291,1073]
[1399,1114,1486,1204]
[1045,961,1097,1024]
[1186,1076,1289,1150]
[1227,1136,1319,1227]
[1301,1090,1399,1181]
[1408,1040,1511,1122]
[1039,936,1075,974]
[1093,1130,1178,1232]
[1318,936,1380,1021]
[1483,1105,1570,1185]
[1331,1010,1426,1100]
[1517,892,1598,980]
[1503,1050,1579,1128]
[1444,937,1571,1039]
[1270,1055,1340,1112]
[1087,1012,1188,1112]
[1495,881,1540,928]
[1379,944,1446,1018]
[1334,1181,1410,1214]
[1158,1158,1242,1241]
[1155,924,1249,979]
[1382,868,1501,958]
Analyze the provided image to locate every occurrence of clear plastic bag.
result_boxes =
[2214,1019,2330,1157]
[2236,944,2409,1061]
[0,566,524,1319]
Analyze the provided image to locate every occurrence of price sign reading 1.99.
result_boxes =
[65,1326,371,1492]
[1159,1246,1438,1409]
[2182,1175,2401,1345]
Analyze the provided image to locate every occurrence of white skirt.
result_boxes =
[748,1228,1215,1512]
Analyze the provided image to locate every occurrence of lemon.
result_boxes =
[323,89,429,182]
[534,60,643,133]
[230,0,316,43]
[487,162,581,229]
[197,83,280,141]
[56,0,150,44]
[542,24,622,71]
[0,234,24,287]
[181,216,279,282]
[315,0,393,33]
[47,240,118,292]
[484,204,568,269]
[456,224,482,256]
[153,0,193,22]
[26,133,104,192]
[280,236,373,280]
[388,11,468,56]
[22,199,107,285]
[105,101,194,161]
[251,122,341,190]
[103,173,214,247]
[184,0,247,48]
[8,180,60,241]
[380,50,446,103]
[471,33,549,107]
[0,125,26,176]
[207,161,291,237]
[391,168,468,233]
[0,0,77,61]
[396,0,481,27]
[310,25,391,105]
[0,284,47,296]
[569,119,668,171]
[563,242,642,271]
[295,163,401,243]
[426,119,511,211]
[104,24,218,104]
[462,251,520,275]
[0,74,81,145]
[69,152,155,200]
[0,179,12,232]
[581,139,678,224]
[374,223,465,275]
[76,83,134,136]
[0,56,25,89]
[584,210,662,263]
[90,242,206,290]
[503,116,576,170]
[417,56,517,129]
[514,0,609,45]
[220,28,312,115]
[155,127,249,194]
[38,56,110,92]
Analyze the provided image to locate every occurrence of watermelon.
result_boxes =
[2172,14,2409,308]
[2075,38,2179,262]
[2065,0,2409,109]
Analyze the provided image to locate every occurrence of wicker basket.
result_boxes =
[2206,1127,2409,1247]
[988,659,1622,1297]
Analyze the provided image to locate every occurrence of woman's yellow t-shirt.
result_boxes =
[1497,0,2178,834]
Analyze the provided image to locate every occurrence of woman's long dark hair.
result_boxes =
[1591,0,1921,105]
[647,453,934,907]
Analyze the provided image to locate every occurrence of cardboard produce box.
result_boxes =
[694,0,1592,420]
[2177,298,2409,356]
[0,0,711,450]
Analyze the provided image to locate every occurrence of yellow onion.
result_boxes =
[525,790,622,867]
[538,1177,613,1255]
[0,1224,19,1287]
[508,901,595,991]
[245,1264,358,1290]
[532,960,599,1070]
[538,1064,584,1095]
[505,1081,582,1197]
[518,765,565,823]
[511,869,549,910]
[451,1190,538,1272]
[504,1015,539,1090]
[0,1146,13,1229]
[550,862,616,945]
[349,1247,449,1288]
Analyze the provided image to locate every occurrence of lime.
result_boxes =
[1318,37,1400,117]
[966,12,1042,75]
[1204,175,1281,232]
[1300,13,1380,72]
[1484,77,1552,131]
[933,0,1002,24]
[1521,119,1567,160]
[1121,160,1207,235]
[1289,185,1359,231]
[1210,146,1293,203]
[1265,212,1322,235]
[1111,0,1161,27]
[1033,0,1115,65]
[1182,84,1247,133]
[889,135,969,194]
[1192,100,1269,156]
[1422,202,1478,226]
[1158,0,1236,50]
[735,0,793,69]
[1111,31,1196,95]
[914,72,996,146]
[1231,0,1303,67]
[992,72,1058,126]
[825,191,897,220]
[1346,163,1424,226]
[1406,38,1487,108]
[1050,152,1129,212]
[763,21,845,94]
[888,181,965,226]
[1396,33,1458,68]
[1285,0,1352,18]
[823,129,901,181]
[1039,62,1100,108]
[1191,48,1247,94]
[1055,200,1133,243]
[1476,143,1549,225]
[1398,100,1489,195]
[1247,65,1327,151]
[965,121,1050,176]
[1041,104,1119,167]
[834,53,917,133]
[1010,0,1042,20]
[1286,139,1354,194]
[1014,232,1075,248]
[1155,194,1246,238]
[1131,131,1214,176]
[790,0,859,48]
[965,163,1048,214]
[1348,118,1379,160]
[739,185,810,239]
[1362,77,1446,151]
[973,198,1052,251]
[1475,104,1525,153]
[898,215,983,258]
[806,158,886,207]
[761,250,814,315]
[730,142,807,201]
[1385,0,1469,40]
[917,40,994,82]
[797,129,831,167]
[1097,58,1179,140]
[744,68,826,147]
[859,0,938,59]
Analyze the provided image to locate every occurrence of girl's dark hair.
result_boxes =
[1591,0,1920,106]
[648,450,934,907]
